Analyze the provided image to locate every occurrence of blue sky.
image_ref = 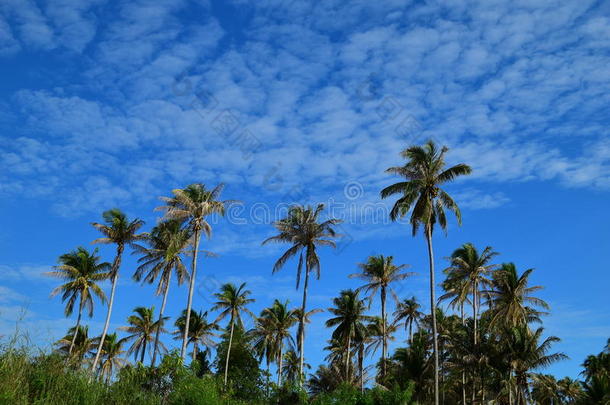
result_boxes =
[1,0,609,380]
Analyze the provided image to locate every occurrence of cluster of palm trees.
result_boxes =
[44,140,602,403]
[306,247,572,404]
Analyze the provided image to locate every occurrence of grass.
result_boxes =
[0,342,415,404]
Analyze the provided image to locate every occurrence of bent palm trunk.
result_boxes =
[68,302,83,356]
[223,317,235,386]
[181,229,200,360]
[151,277,170,366]
[91,246,123,377]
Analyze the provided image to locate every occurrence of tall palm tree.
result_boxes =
[260,299,298,386]
[325,289,370,381]
[46,247,110,356]
[157,183,228,360]
[174,309,218,361]
[119,306,167,364]
[486,263,549,328]
[211,282,255,386]
[381,140,472,405]
[263,203,341,384]
[293,307,324,366]
[393,296,423,345]
[350,254,412,378]
[94,332,128,384]
[133,220,190,366]
[90,208,145,374]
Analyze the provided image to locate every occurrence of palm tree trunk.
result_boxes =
[151,276,170,367]
[266,359,270,397]
[381,286,387,379]
[193,343,198,362]
[346,334,351,381]
[91,245,123,378]
[141,340,147,363]
[298,266,310,386]
[277,345,283,386]
[473,279,478,404]
[181,228,200,361]
[409,319,413,345]
[508,369,513,405]
[425,225,440,405]
[359,345,364,393]
[460,303,466,405]
[68,301,84,356]
[223,316,235,386]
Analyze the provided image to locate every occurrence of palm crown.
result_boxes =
[92,208,146,264]
[263,203,341,288]
[380,140,472,235]
[47,247,110,317]
[486,263,549,328]
[132,220,190,294]
[157,183,227,235]
[119,306,167,363]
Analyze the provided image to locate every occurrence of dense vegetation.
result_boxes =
[1,141,608,404]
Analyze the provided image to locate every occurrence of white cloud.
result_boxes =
[0,264,52,282]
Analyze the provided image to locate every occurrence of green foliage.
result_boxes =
[310,383,414,405]
[0,347,250,405]
[214,324,264,401]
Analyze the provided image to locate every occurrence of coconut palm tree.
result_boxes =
[557,377,582,403]
[445,243,497,344]
[381,140,472,405]
[174,309,218,361]
[211,282,255,386]
[325,289,371,381]
[133,220,190,366]
[283,349,311,385]
[579,374,609,404]
[531,374,560,404]
[119,306,167,364]
[263,203,341,384]
[90,208,145,374]
[350,254,413,378]
[486,263,549,329]
[443,243,497,402]
[503,326,567,404]
[250,313,276,395]
[293,307,324,365]
[393,296,423,345]
[46,247,110,356]
[260,300,298,386]
[307,363,357,397]
[365,316,398,360]
[55,325,95,366]
[94,332,128,384]
[157,183,228,360]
